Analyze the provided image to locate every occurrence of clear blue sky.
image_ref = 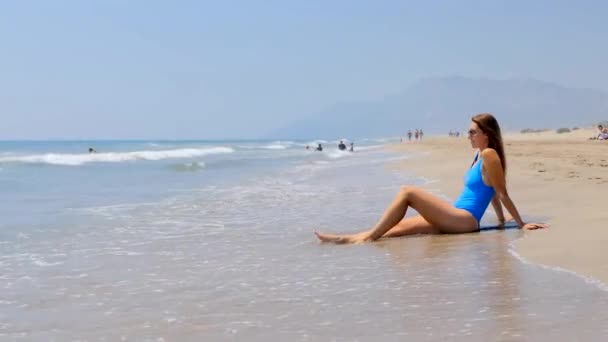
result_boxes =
[1,0,607,139]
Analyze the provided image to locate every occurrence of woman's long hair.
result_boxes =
[472,113,506,173]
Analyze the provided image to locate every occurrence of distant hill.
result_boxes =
[268,77,608,139]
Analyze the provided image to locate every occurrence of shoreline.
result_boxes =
[386,127,608,287]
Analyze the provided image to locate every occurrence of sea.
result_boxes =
[1,139,607,341]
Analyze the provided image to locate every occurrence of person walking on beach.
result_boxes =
[407,130,412,141]
[414,129,419,141]
[315,113,547,244]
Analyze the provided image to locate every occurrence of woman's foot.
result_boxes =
[314,231,370,244]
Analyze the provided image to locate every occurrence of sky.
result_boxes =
[1,0,607,140]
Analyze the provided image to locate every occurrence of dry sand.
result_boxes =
[388,127,608,286]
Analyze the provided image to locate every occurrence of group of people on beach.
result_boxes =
[400,129,424,143]
[315,113,547,244]
[448,130,461,137]
[408,129,423,141]
[306,140,354,152]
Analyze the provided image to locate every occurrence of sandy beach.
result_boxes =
[389,127,608,286]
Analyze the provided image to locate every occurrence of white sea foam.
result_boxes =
[354,144,384,151]
[325,150,353,159]
[30,256,64,267]
[508,237,608,292]
[0,147,234,166]
[238,144,288,150]
[262,144,288,150]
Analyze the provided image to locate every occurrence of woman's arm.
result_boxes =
[482,149,547,230]
[490,194,505,225]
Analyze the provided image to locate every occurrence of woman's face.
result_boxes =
[468,122,488,149]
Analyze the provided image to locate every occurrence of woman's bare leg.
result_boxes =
[315,186,478,244]
[315,215,435,243]
[382,215,438,238]
[315,186,417,244]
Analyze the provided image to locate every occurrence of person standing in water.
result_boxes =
[338,140,347,151]
[349,142,354,152]
[315,113,547,244]
[315,143,323,151]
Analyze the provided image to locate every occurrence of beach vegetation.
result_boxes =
[520,128,548,134]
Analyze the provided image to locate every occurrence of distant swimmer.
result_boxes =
[305,145,310,150]
[338,140,347,151]
[316,143,323,151]
[349,142,354,152]
[88,147,97,153]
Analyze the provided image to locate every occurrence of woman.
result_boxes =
[315,113,547,244]
[598,125,608,140]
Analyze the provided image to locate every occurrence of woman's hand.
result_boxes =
[521,222,548,230]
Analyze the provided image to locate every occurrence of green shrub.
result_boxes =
[521,128,546,134]
[556,127,571,134]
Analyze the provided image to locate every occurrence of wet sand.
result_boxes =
[389,127,608,287]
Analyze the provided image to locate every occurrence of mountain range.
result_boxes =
[268,77,608,139]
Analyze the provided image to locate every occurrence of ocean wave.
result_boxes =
[237,144,289,150]
[354,144,384,151]
[171,161,206,172]
[262,144,288,150]
[325,150,353,159]
[0,147,234,166]
[296,140,330,148]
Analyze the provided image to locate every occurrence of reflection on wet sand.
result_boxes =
[372,229,607,340]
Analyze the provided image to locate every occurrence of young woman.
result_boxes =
[315,113,547,244]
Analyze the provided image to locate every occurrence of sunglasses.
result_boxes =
[468,129,480,136]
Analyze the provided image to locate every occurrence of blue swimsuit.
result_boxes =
[453,152,495,224]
